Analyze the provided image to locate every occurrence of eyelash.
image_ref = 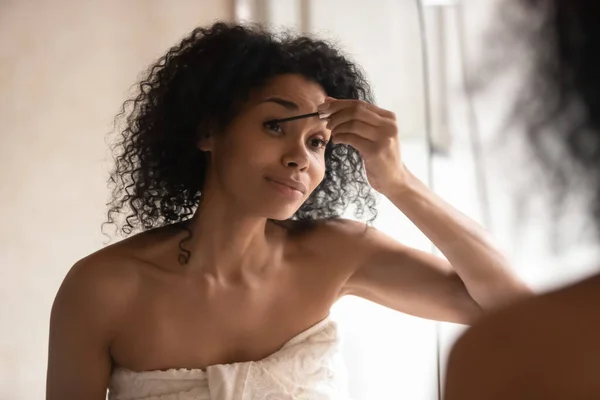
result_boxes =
[310,138,329,149]
[263,121,283,133]
[263,121,328,149]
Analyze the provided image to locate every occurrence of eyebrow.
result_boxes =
[261,97,299,111]
[266,112,321,124]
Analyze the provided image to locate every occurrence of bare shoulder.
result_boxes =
[57,249,142,305]
[56,224,179,303]
[47,245,146,399]
[280,218,373,287]
[50,229,168,333]
[295,218,417,271]
[51,247,144,338]
[288,218,375,262]
[445,273,600,400]
[293,218,373,247]
[313,218,408,248]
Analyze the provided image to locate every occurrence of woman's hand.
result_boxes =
[319,97,407,195]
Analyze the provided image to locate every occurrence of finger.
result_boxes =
[368,103,396,120]
[332,132,375,155]
[330,120,378,142]
[327,107,385,141]
[320,98,396,120]
[319,99,367,116]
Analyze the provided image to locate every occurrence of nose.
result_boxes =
[281,143,310,171]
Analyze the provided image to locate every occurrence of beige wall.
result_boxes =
[0,1,231,398]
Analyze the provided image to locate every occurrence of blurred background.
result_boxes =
[2,0,599,399]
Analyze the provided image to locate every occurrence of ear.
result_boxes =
[196,130,214,152]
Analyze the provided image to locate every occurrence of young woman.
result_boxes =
[46,22,530,399]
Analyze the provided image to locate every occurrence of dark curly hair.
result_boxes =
[104,22,378,248]
[477,0,600,246]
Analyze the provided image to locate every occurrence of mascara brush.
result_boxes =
[264,111,328,125]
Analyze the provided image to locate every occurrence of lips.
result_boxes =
[265,177,307,194]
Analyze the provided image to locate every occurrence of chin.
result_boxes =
[259,201,302,221]
[266,208,299,221]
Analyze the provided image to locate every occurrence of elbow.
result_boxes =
[496,280,535,307]
[456,300,484,326]
[505,282,535,307]
[473,280,534,314]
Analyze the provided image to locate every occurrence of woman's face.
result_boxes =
[200,74,331,220]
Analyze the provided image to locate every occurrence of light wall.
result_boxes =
[0,1,231,398]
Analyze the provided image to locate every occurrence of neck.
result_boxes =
[181,190,283,280]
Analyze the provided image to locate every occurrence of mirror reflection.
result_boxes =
[3,1,598,399]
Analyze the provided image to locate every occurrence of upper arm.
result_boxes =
[46,256,137,400]
[444,321,527,400]
[339,220,481,324]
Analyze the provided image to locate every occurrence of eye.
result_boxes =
[263,120,284,134]
[310,138,328,149]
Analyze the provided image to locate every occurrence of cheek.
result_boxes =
[212,136,249,183]
[309,155,327,188]
[214,133,275,180]
[224,125,275,160]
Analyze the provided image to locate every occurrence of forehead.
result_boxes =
[248,74,327,110]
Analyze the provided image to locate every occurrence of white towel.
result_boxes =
[108,317,351,399]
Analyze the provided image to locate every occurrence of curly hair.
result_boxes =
[476,0,600,244]
[104,22,378,246]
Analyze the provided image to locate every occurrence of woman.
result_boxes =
[444,1,600,399]
[46,22,530,399]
